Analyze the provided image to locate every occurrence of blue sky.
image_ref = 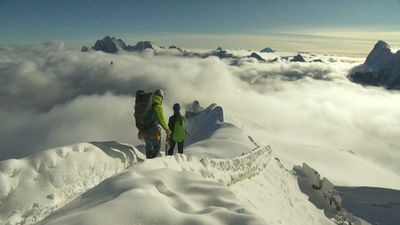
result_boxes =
[1,0,399,53]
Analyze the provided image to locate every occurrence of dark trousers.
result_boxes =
[168,139,184,155]
[143,126,161,159]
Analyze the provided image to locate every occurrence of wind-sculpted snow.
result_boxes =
[150,146,272,186]
[38,151,272,225]
[36,133,273,225]
[184,104,257,159]
[36,140,274,225]
[37,146,339,225]
[0,142,144,225]
[185,103,224,146]
[196,146,272,185]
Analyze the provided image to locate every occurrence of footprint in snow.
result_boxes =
[156,181,174,196]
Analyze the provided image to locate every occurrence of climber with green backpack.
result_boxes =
[167,103,186,155]
[134,89,171,159]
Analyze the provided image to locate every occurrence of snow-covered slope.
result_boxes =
[262,138,400,190]
[37,147,273,225]
[0,142,144,225]
[185,104,256,158]
[1,104,368,225]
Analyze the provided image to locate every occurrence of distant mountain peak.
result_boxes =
[290,54,306,62]
[350,40,400,90]
[375,40,390,49]
[93,36,127,53]
[91,36,155,53]
[260,47,275,53]
[127,41,155,52]
[365,40,394,69]
[248,52,265,62]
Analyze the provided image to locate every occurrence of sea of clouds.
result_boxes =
[0,41,399,179]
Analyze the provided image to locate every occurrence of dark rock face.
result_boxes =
[212,47,237,59]
[249,52,265,62]
[270,58,279,62]
[365,40,393,69]
[116,39,128,50]
[290,54,306,62]
[349,41,400,90]
[260,47,275,53]
[93,36,120,53]
[350,71,380,86]
[126,41,154,52]
[81,46,89,52]
[312,59,324,63]
[92,36,154,53]
[168,45,183,51]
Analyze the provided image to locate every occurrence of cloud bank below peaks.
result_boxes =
[0,44,399,188]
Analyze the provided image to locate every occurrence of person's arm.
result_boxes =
[154,104,170,131]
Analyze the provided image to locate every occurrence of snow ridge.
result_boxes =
[2,101,274,225]
[37,145,273,225]
[193,145,273,186]
[0,142,143,225]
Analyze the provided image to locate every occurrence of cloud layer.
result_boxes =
[0,45,399,181]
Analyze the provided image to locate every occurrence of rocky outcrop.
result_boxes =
[248,52,266,62]
[260,47,275,53]
[290,54,306,62]
[93,36,126,53]
[81,46,89,52]
[312,59,324,63]
[350,41,400,90]
[212,47,237,59]
[126,41,154,52]
[91,36,155,53]
[88,36,282,65]
[365,40,394,69]
[168,45,183,51]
